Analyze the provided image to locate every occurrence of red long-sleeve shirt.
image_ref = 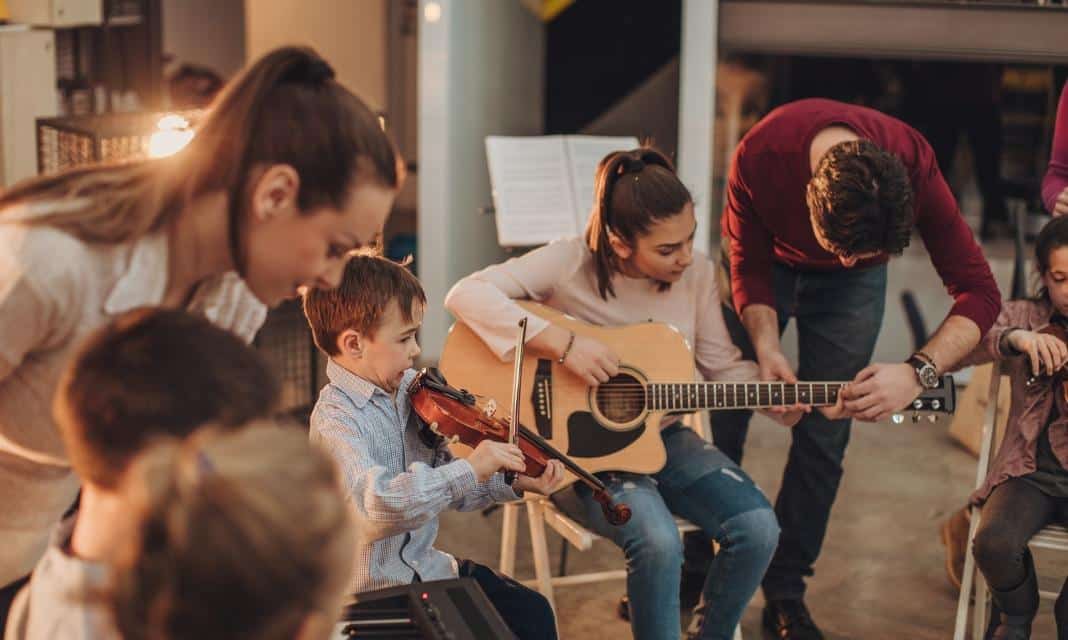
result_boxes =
[1043,81,1068,215]
[722,98,1001,335]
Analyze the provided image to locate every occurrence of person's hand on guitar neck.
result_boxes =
[533,324,620,386]
[840,362,920,422]
[756,347,810,427]
[744,306,809,426]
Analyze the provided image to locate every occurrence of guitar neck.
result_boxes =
[646,381,846,412]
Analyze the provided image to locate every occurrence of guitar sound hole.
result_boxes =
[595,373,646,425]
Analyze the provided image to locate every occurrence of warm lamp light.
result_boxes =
[147,114,194,158]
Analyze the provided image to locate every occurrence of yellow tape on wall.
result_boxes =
[518,0,575,22]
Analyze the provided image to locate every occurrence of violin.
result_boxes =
[408,367,632,526]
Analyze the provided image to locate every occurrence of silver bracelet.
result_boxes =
[557,331,576,364]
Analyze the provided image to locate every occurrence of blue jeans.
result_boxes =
[552,424,779,640]
[713,262,887,601]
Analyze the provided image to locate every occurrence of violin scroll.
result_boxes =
[593,490,632,525]
[605,502,632,526]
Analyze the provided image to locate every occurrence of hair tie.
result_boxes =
[281,58,336,86]
[617,157,645,176]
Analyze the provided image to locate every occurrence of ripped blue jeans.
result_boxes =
[551,423,779,640]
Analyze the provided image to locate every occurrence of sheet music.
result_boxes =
[564,135,641,230]
[485,136,578,246]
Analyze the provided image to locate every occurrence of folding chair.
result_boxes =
[953,361,1068,639]
[497,413,744,640]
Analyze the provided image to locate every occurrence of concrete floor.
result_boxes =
[436,235,1068,639]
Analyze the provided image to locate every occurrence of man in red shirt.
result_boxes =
[715,98,1001,639]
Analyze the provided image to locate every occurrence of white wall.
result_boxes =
[677,0,717,255]
[245,0,387,110]
[163,0,245,79]
[418,0,545,359]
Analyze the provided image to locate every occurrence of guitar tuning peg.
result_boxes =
[891,414,904,425]
[911,412,920,423]
[928,414,937,423]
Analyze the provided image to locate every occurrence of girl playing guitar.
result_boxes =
[446,147,815,640]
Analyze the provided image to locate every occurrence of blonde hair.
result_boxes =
[0,46,400,271]
[109,420,355,640]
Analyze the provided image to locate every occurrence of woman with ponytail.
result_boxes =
[110,421,355,640]
[446,147,800,640]
[0,45,400,628]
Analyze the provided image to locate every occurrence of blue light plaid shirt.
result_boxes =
[310,360,518,594]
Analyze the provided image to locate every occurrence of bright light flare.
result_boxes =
[148,114,194,158]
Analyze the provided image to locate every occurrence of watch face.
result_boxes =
[920,366,938,389]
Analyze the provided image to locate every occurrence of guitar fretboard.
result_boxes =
[645,382,844,411]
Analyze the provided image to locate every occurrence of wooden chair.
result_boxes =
[497,413,744,640]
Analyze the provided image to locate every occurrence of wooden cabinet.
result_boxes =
[0,29,58,186]
[7,0,102,28]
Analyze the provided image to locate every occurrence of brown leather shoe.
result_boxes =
[940,506,971,590]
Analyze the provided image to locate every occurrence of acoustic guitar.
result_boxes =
[439,301,955,486]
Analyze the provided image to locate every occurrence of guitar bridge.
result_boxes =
[532,359,553,439]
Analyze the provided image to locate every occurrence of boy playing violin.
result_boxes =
[302,254,563,640]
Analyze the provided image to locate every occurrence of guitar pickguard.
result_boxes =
[566,411,646,458]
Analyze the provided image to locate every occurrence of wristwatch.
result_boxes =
[906,353,939,390]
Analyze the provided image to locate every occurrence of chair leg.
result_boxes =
[526,499,557,613]
[499,501,519,577]
[973,569,990,640]
[953,505,989,640]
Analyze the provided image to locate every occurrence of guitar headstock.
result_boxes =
[892,374,956,424]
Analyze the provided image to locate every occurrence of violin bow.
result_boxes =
[505,318,528,485]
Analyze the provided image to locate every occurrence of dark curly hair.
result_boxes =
[806,139,914,258]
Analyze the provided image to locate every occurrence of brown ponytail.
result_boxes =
[0,46,401,266]
[108,420,355,640]
[584,147,692,299]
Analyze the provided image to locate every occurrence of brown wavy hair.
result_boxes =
[584,147,692,299]
[806,139,913,258]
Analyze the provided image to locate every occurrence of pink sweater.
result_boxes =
[444,236,759,384]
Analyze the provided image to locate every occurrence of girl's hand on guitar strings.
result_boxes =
[561,334,620,386]
[513,459,566,496]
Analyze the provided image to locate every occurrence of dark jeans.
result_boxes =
[711,262,887,601]
[973,477,1068,630]
[457,559,557,640]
